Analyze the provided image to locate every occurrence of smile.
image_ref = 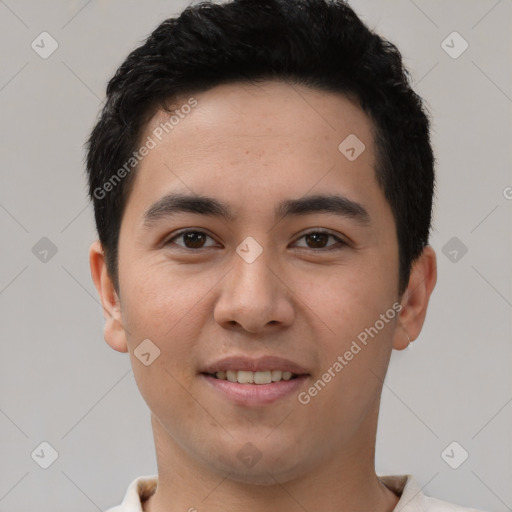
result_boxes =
[206,370,297,384]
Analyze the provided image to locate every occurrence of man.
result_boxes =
[86,1,481,510]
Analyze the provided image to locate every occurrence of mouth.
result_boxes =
[202,369,302,384]
[199,355,310,405]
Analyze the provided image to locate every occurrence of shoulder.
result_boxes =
[103,474,158,512]
[424,495,485,512]
[379,474,486,512]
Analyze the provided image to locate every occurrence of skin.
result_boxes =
[90,80,437,512]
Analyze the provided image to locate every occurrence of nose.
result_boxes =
[213,245,295,334]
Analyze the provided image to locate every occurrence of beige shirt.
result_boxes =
[104,474,485,512]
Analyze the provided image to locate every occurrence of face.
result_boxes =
[94,80,412,484]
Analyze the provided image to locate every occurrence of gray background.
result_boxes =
[0,0,511,511]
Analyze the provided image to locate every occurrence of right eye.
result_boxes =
[164,230,219,250]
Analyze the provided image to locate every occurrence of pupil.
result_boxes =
[185,232,205,248]
[306,233,328,248]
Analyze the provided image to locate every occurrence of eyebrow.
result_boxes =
[141,192,371,228]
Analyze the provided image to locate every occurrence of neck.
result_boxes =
[143,404,399,512]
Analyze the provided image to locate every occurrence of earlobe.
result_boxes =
[89,240,129,353]
[392,323,411,351]
[392,245,437,351]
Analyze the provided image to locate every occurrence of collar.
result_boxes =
[112,474,443,512]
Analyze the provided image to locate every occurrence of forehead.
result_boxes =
[125,80,387,227]
[147,80,372,154]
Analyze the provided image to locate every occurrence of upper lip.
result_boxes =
[200,355,309,375]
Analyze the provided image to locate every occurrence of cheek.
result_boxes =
[118,261,212,375]
[300,260,397,397]
[119,264,207,414]
[299,277,396,438]
[303,258,396,337]
[121,258,201,325]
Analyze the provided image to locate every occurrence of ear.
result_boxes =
[393,245,437,350]
[89,240,128,353]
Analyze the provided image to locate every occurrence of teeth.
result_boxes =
[254,371,271,384]
[271,370,282,382]
[237,370,254,384]
[214,370,296,384]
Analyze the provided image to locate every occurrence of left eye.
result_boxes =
[292,230,346,250]
[165,230,346,251]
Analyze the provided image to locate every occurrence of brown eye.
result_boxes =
[182,232,207,249]
[293,230,347,251]
[304,232,329,249]
[166,230,216,250]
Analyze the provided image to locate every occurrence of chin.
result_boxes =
[213,449,309,486]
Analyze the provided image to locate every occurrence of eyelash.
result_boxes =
[164,229,348,252]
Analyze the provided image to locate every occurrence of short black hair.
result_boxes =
[85,0,435,297]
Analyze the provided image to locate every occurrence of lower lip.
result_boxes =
[200,374,309,406]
